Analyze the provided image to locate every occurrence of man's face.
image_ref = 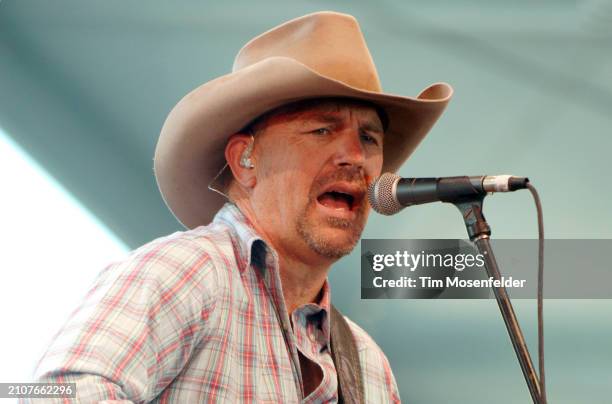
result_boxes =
[249,100,384,264]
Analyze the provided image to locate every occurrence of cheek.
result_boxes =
[256,154,313,207]
[366,154,384,180]
[259,141,321,184]
[258,151,298,187]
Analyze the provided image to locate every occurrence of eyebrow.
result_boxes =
[305,113,385,135]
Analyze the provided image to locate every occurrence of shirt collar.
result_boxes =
[213,202,266,274]
[292,280,332,342]
[213,203,331,340]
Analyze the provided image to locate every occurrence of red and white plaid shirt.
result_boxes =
[31,203,400,403]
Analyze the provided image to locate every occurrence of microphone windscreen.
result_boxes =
[368,172,403,215]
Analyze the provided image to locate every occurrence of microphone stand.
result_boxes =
[453,196,542,404]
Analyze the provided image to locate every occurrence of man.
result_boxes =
[32,11,452,403]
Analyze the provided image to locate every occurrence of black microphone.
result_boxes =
[368,173,529,215]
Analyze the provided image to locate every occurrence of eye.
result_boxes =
[312,127,331,135]
[361,133,380,146]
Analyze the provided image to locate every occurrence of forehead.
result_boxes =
[248,98,386,132]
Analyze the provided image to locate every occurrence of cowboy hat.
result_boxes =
[154,11,453,229]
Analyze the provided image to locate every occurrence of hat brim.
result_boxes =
[154,56,453,229]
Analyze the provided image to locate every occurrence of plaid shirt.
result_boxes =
[31,203,400,403]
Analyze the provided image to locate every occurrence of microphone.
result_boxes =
[368,173,529,215]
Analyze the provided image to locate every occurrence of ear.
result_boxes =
[225,134,257,189]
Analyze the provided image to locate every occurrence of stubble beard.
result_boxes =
[296,211,366,259]
[295,169,368,260]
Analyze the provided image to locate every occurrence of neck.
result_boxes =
[277,254,329,315]
[232,197,331,315]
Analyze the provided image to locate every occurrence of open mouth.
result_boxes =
[317,191,355,210]
[316,183,364,212]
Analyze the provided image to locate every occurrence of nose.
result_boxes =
[332,130,366,169]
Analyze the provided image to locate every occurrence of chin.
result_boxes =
[296,216,364,260]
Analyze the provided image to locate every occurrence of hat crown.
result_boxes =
[233,12,382,92]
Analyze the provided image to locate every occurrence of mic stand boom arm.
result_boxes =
[454,196,542,404]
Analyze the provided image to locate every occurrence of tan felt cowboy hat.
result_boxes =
[154,11,453,229]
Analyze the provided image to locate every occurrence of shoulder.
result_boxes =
[96,221,238,308]
[128,220,235,267]
[343,315,401,403]
[125,220,235,270]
